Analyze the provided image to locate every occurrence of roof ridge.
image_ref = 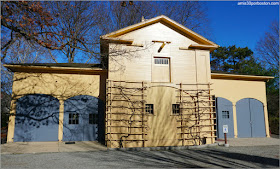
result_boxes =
[101,15,218,47]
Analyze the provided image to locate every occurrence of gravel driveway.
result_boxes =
[1,145,279,168]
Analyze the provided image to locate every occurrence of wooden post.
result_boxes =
[109,80,112,148]
[180,83,184,146]
[58,99,64,142]
[142,81,145,147]
[7,99,17,143]
[196,84,201,145]
[105,80,109,147]
[208,83,213,144]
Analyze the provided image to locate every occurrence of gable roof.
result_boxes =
[101,15,218,48]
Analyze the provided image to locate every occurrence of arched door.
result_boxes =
[236,98,266,138]
[216,97,234,138]
[63,95,103,141]
[14,94,59,142]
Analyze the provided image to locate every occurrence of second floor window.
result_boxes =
[154,58,169,65]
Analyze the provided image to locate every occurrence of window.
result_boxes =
[172,104,180,115]
[222,111,229,119]
[89,114,98,124]
[69,113,79,124]
[145,104,154,114]
[154,58,169,65]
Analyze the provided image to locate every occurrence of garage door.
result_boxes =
[236,98,266,138]
[63,95,103,141]
[14,94,59,142]
[216,97,234,139]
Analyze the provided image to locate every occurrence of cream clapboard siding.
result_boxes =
[108,22,211,84]
[118,22,197,44]
[106,22,214,147]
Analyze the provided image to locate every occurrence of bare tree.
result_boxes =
[155,1,210,37]
[1,1,213,140]
[255,21,279,135]
[1,38,54,128]
[3,38,52,64]
[105,1,156,32]
[2,1,211,64]
[45,1,109,63]
[1,1,63,62]
[1,1,108,63]
[106,1,210,37]
[256,20,279,69]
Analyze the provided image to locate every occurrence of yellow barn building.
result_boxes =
[5,15,273,148]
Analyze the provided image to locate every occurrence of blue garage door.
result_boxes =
[63,95,103,141]
[14,94,59,142]
[236,98,266,138]
[216,97,234,139]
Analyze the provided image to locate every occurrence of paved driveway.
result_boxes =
[1,141,107,154]
[2,137,279,154]
[217,137,279,146]
[1,145,279,168]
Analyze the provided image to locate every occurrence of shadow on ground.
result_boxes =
[2,146,279,168]
[91,148,279,168]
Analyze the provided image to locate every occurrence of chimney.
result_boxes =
[141,16,145,22]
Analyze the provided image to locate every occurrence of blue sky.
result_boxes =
[206,1,279,54]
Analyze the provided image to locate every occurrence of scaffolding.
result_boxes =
[105,80,216,148]
[106,80,147,148]
[176,83,216,146]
